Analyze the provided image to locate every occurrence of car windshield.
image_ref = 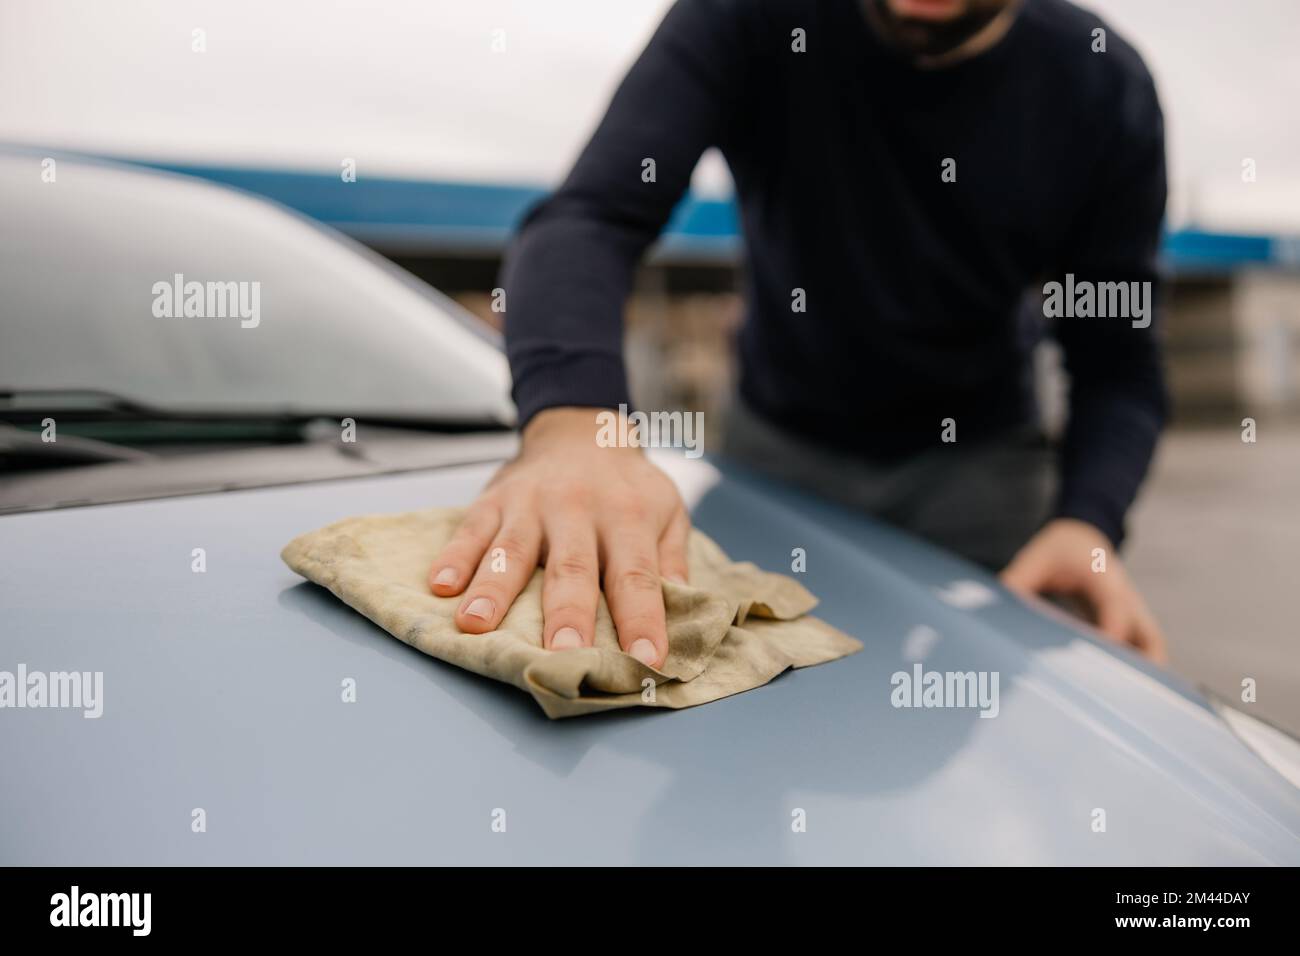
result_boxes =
[0,151,514,425]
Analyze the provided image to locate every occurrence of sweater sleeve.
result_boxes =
[502,0,753,427]
[1051,67,1170,548]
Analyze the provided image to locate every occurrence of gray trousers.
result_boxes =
[721,398,1057,571]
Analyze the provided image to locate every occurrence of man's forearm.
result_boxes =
[499,0,748,429]
[1055,379,1168,548]
[502,201,645,428]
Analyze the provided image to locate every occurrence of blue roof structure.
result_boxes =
[139,159,1300,275]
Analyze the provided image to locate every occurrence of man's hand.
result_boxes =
[1000,518,1168,664]
[427,407,689,668]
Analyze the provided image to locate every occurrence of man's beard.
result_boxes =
[866,0,1011,59]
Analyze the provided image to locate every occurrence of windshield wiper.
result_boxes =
[0,388,510,433]
[0,423,154,465]
[0,388,166,420]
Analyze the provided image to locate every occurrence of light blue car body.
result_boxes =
[3,444,1299,865]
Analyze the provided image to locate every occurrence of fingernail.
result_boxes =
[628,638,659,666]
[433,567,458,587]
[667,574,687,585]
[463,597,494,621]
[550,627,583,650]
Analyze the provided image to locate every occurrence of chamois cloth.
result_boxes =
[282,508,861,719]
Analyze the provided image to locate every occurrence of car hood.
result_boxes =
[2,449,1298,865]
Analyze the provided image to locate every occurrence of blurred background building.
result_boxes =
[3,0,1298,730]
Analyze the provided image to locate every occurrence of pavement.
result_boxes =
[1127,424,1300,737]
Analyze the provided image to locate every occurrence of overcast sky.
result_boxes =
[3,0,1299,232]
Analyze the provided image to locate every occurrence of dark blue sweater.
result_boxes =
[503,0,1168,546]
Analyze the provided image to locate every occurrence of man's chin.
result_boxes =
[870,0,1009,59]
[888,0,967,23]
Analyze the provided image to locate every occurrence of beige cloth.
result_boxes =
[282,508,861,719]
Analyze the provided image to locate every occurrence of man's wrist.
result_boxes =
[1051,506,1120,550]
[521,405,631,450]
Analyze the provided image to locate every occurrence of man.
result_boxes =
[428,0,1169,667]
